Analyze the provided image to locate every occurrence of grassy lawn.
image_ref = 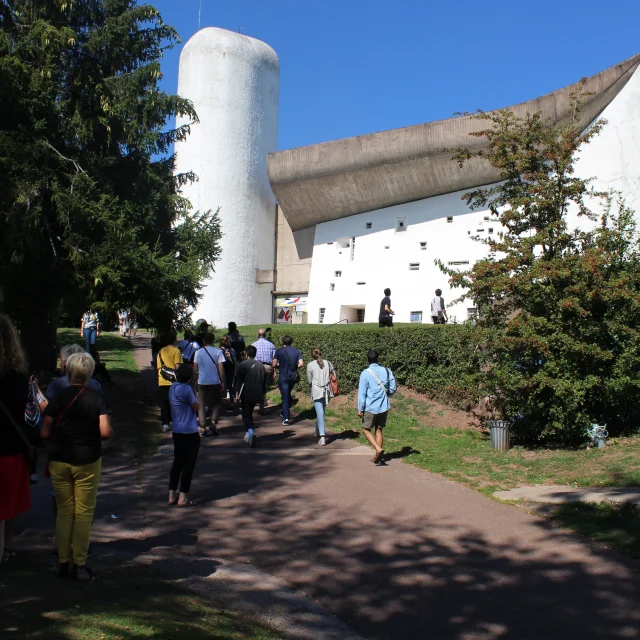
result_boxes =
[280,386,640,556]
[57,329,138,376]
[1,554,279,640]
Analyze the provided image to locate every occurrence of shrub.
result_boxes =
[242,324,483,409]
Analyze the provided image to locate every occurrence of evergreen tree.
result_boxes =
[0,0,221,368]
[441,86,640,442]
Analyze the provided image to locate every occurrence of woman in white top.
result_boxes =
[306,348,334,446]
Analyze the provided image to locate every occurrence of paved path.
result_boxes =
[22,335,640,639]
[494,485,640,505]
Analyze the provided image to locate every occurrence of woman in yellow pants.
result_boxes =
[41,352,112,581]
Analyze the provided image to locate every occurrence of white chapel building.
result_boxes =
[174,28,640,327]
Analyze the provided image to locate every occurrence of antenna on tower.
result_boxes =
[198,0,202,30]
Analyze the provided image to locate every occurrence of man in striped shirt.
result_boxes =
[252,329,275,413]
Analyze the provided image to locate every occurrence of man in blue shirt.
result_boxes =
[357,349,397,464]
[272,335,303,426]
[193,332,226,437]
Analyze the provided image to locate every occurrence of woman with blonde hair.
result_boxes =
[42,352,112,581]
[306,347,336,446]
[0,314,30,563]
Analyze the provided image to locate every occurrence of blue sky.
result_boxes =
[152,0,639,151]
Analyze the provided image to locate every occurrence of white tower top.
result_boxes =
[175,27,280,328]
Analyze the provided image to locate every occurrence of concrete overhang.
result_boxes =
[268,54,640,232]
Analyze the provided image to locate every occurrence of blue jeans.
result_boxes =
[313,399,326,436]
[83,328,96,354]
[278,380,293,420]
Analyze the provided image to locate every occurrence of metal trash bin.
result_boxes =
[488,420,512,451]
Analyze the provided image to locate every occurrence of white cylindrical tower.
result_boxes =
[174,27,279,327]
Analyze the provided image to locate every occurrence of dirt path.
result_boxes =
[21,335,640,639]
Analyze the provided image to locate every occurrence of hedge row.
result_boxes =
[242,324,483,409]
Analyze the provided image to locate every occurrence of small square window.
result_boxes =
[484,216,489,221]
[477,228,484,232]
[384,245,389,249]
[447,217,453,223]
[327,242,334,245]
[318,308,326,324]
[334,271,342,277]
[420,241,427,250]
[410,311,422,323]
[329,283,335,291]
[356,281,366,285]
[409,263,420,271]
[366,222,372,229]
[467,230,471,235]
[488,228,494,234]
[395,217,407,232]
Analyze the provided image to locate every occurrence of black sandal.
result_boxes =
[70,565,98,581]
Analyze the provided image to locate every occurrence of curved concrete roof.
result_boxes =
[268,54,640,231]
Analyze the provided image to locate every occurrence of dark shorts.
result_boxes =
[362,410,388,430]
[432,315,446,325]
[378,318,393,328]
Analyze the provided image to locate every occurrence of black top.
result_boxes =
[379,296,391,320]
[0,370,29,457]
[274,346,302,382]
[235,359,266,405]
[45,385,110,465]
[226,331,246,356]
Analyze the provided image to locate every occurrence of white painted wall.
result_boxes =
[306,66,640,325]
[174,27,279,327]
[307,192,492,325]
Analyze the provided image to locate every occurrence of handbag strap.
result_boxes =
[239,362,258,399]
[54,386,87,428]
[0,396,37,457]
[367,367,389,395]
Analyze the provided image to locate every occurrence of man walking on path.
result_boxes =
[358,349,397,464]
[193,332,226,437]
[252,329,275,414]
[378,288,395,328]
[431,288,448,324]
[273,336,304,426]
[225,322,246,361]
[235,345,266,448]
[80,309,100,356]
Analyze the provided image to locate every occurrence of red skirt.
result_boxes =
[0,454,31,520]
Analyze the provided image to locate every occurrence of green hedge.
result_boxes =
[239,324,483,409]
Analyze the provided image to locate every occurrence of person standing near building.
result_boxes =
[357,349,397,464]
[219,335,237,407]
[235,345,266,448]
[431,288,448,324]
[157,332,183,433]
[80,310,100,356]
[193,332,226,437]
[378,288,395,328]
[272,336,303,426]
[252,329,275,414]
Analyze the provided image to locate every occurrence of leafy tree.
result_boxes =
[0,0,221,368]
[440,87,640,443]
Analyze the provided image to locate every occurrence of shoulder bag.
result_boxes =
[328,361,340,397]
[158,350,177,383]
[202,346,224,388]
[367,367,392,397]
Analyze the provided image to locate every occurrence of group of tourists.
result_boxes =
[0,313,111,581]
[117,309,138,338]
[156,323,398,506]
[0,310,398,582]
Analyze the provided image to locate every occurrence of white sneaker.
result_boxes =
[162,424,171,433]
[318,436,327,446]
[243,429,254,443]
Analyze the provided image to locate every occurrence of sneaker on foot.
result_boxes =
[318,436,327,446]
[162,424,171,433]
[282,418,289,426]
